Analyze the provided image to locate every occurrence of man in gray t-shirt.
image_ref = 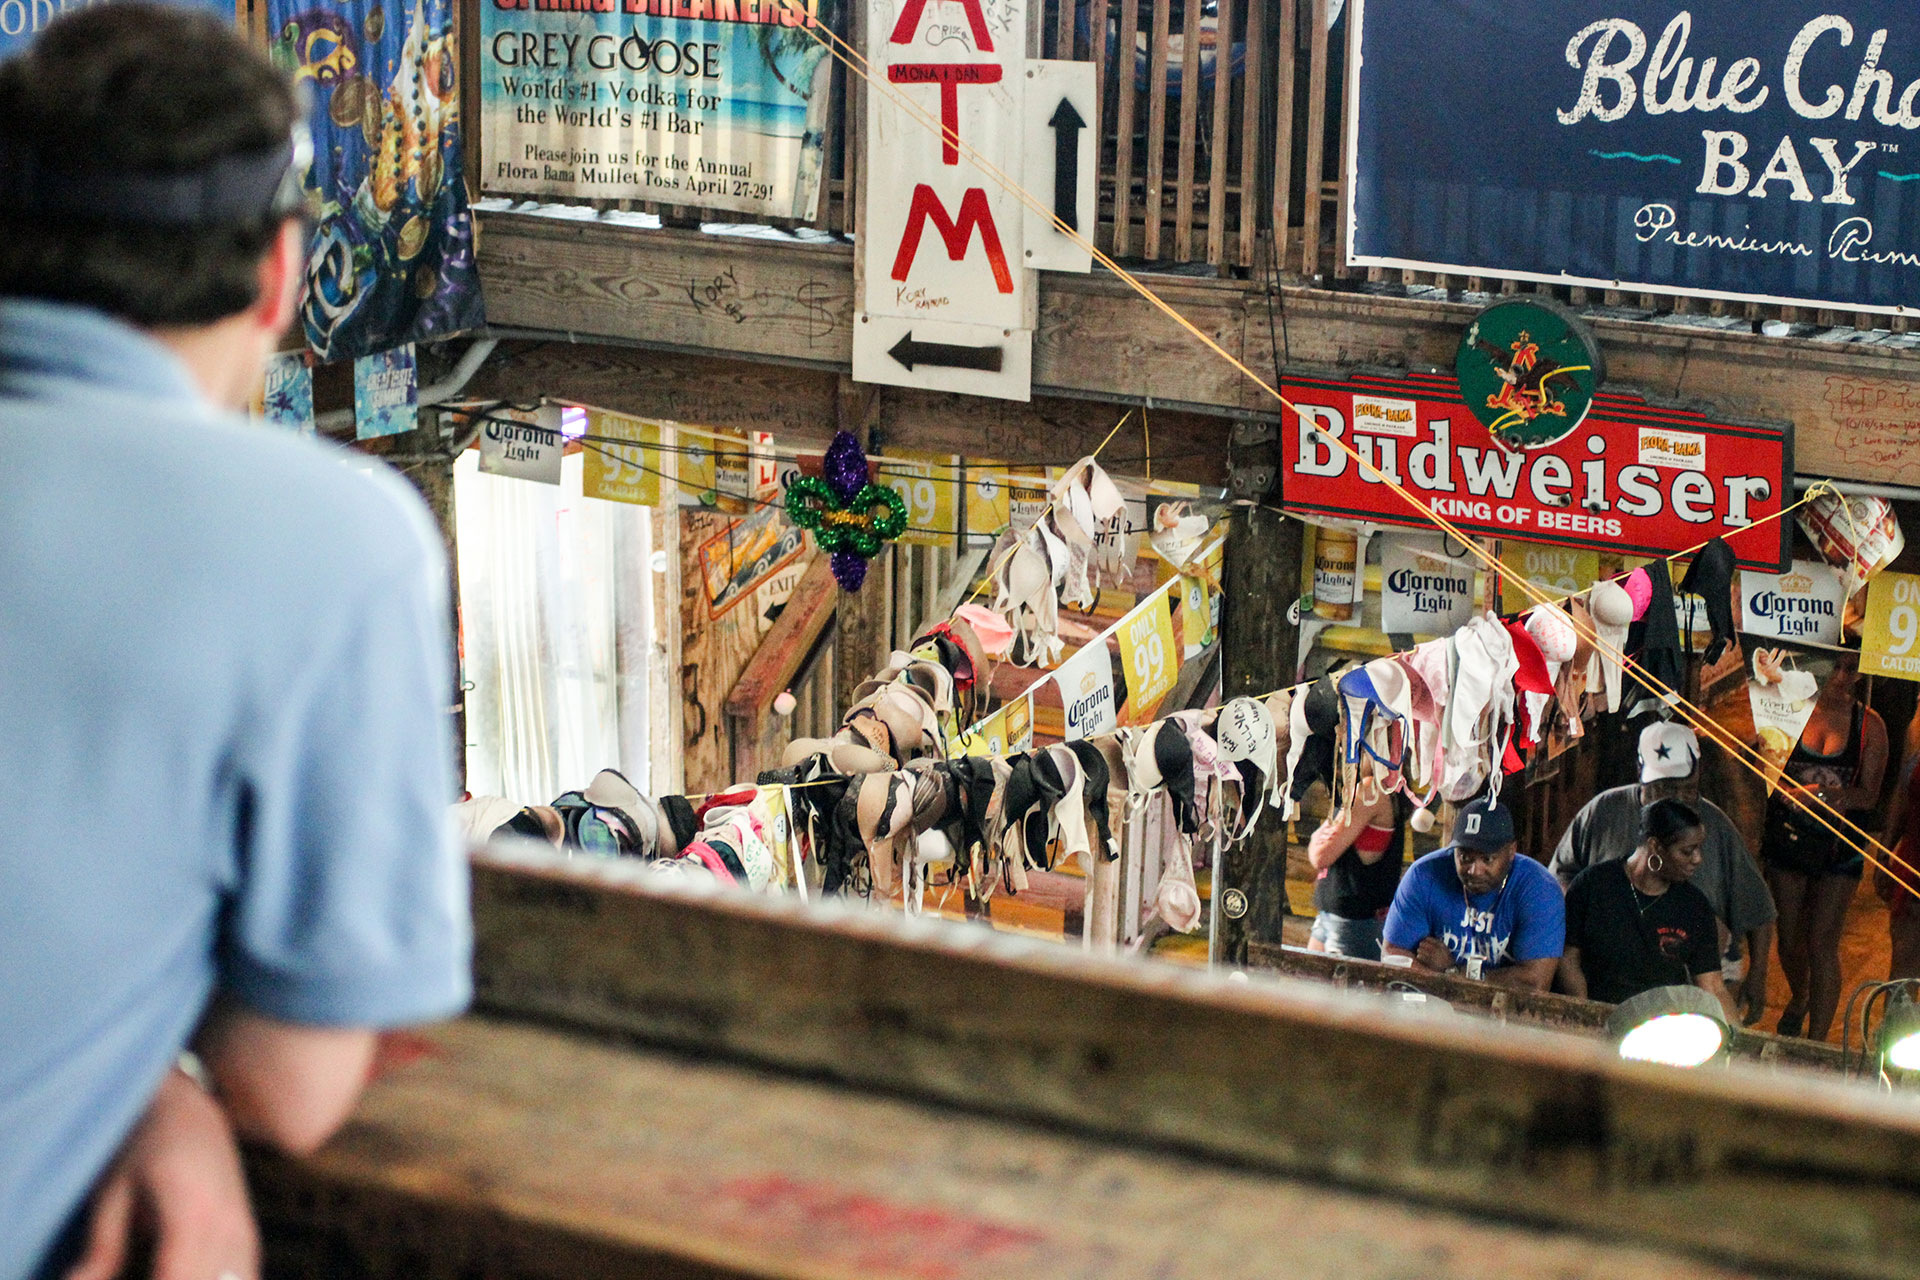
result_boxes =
[1550,723,1775,1024]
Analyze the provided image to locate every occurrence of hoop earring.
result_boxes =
[1649,851,1666,875]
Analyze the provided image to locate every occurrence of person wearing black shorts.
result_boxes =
[1760,664,1886,1041]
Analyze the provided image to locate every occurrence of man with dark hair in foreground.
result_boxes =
[0,9,471,1278]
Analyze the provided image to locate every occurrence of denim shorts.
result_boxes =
[1310,910,1383,961]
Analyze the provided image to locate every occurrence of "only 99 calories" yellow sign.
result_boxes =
[1861,571,1920,682]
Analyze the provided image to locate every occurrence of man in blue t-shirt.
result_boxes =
[0,12,470,1280]
[1383,797,1565,991]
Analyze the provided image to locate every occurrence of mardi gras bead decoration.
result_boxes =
[786,430,909,590]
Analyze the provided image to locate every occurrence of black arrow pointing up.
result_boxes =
[1048,97,1086,232]
[888,332,1004,373]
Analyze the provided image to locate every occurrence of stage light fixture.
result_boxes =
[1879,992,1920,1075]
[1607,985,1729,1068]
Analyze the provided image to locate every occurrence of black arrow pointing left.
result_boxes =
[888,332,1004,373]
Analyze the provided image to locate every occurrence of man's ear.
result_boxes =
[255,219,305,338]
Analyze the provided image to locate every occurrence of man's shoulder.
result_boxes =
[55,394,440,584]
[1583,784,1640,814]
[1561,785,1637,846]
[1512,853,1567,900]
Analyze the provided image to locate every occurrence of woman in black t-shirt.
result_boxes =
[1558,799,1737,1017]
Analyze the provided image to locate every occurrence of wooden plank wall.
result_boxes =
[461,336,1235,487]
[473,224,1920,485]
[464,850,1920,1280]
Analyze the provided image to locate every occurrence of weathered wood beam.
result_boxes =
[726,555,838,723]
[251,1015,1763,1280]
[478,215,856,366]
[462,341,1230,489]
[1218,505,1301,965]
[468,850,1920,1280]
[726,555,838,781]
[479,211,1920,483]
[475,212,1255,414]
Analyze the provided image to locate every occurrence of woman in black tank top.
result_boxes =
[1760,665,1887,1041]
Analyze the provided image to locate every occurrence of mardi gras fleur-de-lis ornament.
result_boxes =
[785,430,909,590]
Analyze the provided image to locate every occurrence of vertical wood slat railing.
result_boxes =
[1091,0,1273,270]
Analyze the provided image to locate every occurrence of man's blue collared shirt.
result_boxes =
[0,301,471,1280]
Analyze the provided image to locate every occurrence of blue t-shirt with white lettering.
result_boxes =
[1383,848,1566,970]
[0,301,472,1280]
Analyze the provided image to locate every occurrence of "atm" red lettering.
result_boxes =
[886,63,1001,163]
[890,184,1013,293]
[887,0,993,51]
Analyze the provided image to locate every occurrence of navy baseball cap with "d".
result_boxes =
[1453,796,1515,853]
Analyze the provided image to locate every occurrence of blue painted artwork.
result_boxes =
[353,342,417,440]
[271,0,485,359]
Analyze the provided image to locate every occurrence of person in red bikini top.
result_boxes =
[1306,775,1406,961]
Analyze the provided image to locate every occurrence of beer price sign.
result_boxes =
[1862,572,1920,682]
[1281,371,1792,569]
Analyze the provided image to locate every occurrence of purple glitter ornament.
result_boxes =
[830,550,868,591]
[822,429,869,503]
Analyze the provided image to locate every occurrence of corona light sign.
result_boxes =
[1739,560,1845,645]
[1053,639,1115,740]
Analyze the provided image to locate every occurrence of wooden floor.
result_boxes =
[1761,876,1895,1044]
[254,1016,1767,1280]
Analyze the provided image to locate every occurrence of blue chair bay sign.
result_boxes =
[1346,0,1920,315]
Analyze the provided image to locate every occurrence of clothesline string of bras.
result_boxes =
[669,483,1919,901]
[618,541,1919,922]
[948,479,1820,763]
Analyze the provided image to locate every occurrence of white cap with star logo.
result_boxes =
[1638,721,1699,783]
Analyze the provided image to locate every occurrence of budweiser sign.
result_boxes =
[1282,371,1792,569]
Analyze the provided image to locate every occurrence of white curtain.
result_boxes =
[455,451,655,806]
